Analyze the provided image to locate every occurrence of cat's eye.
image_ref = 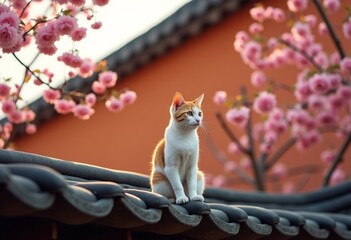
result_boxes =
[187,111,193,116]
[198,112,202,117]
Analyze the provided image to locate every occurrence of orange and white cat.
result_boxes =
[150,92,205,204]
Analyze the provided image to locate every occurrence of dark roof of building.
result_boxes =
[7,0,247,137]
[0,149,350,239]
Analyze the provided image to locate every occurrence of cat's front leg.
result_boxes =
[164,165,188,204]
[186,166,204,202]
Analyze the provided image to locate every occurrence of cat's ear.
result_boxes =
[172,92,185,110]
[194,93,204,107]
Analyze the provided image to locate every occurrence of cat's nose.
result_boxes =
[196,119,201,124]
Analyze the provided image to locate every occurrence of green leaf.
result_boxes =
[306,70,319,79]
[62,9,73,16]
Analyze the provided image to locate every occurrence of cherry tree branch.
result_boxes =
[19,0,32,19]
[206,135,254,185]
[265,137,297,170]
[3,125,18,149]
[291,165,321,192]
[268,164,320,192]
[323,132,351,187]
[12,53,54,90]
[240,86,265,191]
[312,0,345,59]
[268,164,320,181]
[225,176,255,186]
[15,52,41,104]
[215,112,249,155]
[279,39,323,72]
[22,5,53,39]
[257,152,267,186]
[270,81,294,94]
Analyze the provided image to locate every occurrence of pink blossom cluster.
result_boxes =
[225,106,250,128]
[0,83,38,147]
[214,0,350,192]
[234,1,344,72]
[42,71,137,119]
[0,0,108,55]
[0,8,23,53]
[0,0,137,149]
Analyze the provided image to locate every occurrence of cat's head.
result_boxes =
[170,92,204,129]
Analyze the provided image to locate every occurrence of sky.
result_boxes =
[0,0,190,105]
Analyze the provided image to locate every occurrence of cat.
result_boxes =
[150,92,205,204]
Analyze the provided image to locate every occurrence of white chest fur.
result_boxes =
[164,125,199,180]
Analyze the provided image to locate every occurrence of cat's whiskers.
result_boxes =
[199,121,209,137]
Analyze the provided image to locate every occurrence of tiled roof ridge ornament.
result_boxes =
[0,149,350,239]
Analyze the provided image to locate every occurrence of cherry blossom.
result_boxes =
[330,168,346,186]
[228,142,240,155]
[340,57,351,72]
[92,0,109,6]
[224,161,237,172]
[25,124,37,135]
[213,91,227,105]
[92,81,107,94]
[98,71,118,88]
[54,16,78,36]
[85,93,97,107]
[120,90,137,105]
[1,99,16,114]
[22,109,36,122]
[91,21,102,29]
[287,0,308,12]
[54,99,76,114]
[342,17,351,39]
[249,5,265,22]
[78,58,94,77]
[58,52,83,68]
[271,163,288,178]
[71,27,87,41]
[249,23,263,34]
[321,149,336,165]
[253,91,276,114]
[35,24,59,52]
[323,0,340,12]
[0,84,11,98]
[73,104,95,120]
[105,97,124,112]
[7,109,23,124]
[225,106,250,128]
[211,175,227,187]
[43,89,61,104]
[250,70,266,87]
[283,182,296,194]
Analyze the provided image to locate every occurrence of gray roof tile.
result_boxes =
[0,149,351,239]
[2,1,351,238]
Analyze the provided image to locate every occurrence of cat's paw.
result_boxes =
[190,195,204,202]
[176,196,189,204]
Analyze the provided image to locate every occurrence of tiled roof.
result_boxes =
[0,149,351,239]
[7,0,247,137]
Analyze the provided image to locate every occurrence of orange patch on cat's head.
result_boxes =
[171,92,204,111]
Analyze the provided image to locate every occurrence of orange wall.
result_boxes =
[15,1,351,192]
